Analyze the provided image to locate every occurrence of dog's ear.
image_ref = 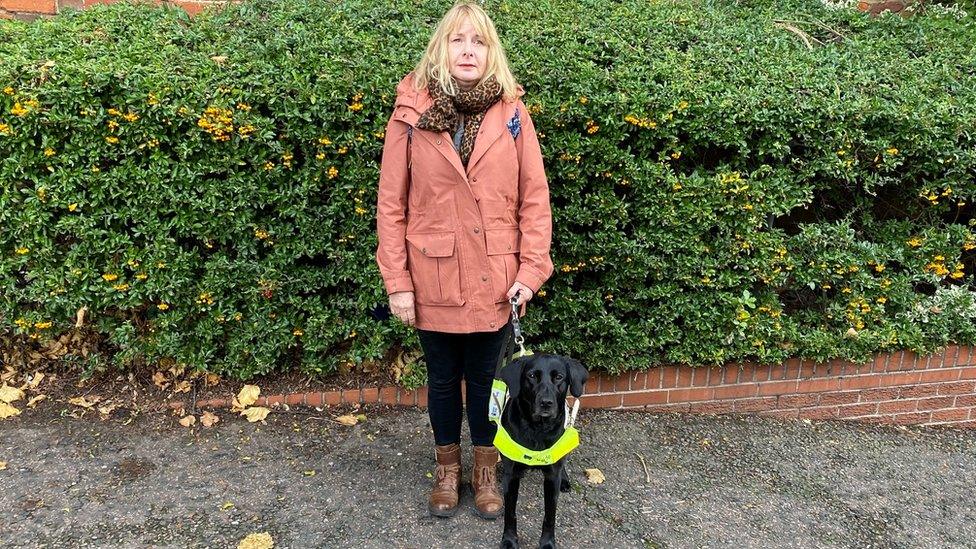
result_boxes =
[500,357,527,402]
[562,357,589,398]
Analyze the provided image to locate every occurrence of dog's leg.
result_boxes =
[558,459,571,493]
[539,466,561,549]
[500,461,521,549]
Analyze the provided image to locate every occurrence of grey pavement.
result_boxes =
[1,406,974,548]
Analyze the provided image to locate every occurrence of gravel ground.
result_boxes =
[1,405,975,549]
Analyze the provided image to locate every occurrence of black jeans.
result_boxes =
[417,320,512,447]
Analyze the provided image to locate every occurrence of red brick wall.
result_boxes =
[187,346,976,428]
[0,0,234,20]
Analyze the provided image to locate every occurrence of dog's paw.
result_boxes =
[538,536,557,549]
[500,532,520,549]
[559,475,571,493]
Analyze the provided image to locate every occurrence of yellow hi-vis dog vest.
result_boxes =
[488,349,581,466]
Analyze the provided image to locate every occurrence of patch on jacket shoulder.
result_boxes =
[507,107,521,139]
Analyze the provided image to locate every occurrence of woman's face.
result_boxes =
[447,17,487,91]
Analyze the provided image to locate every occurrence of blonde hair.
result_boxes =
[412,1,519,103]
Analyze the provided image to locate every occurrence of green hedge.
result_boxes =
[2,0,976,382]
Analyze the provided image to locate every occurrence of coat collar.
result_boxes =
[393,71,525,181]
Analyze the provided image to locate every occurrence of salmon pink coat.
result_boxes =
[375,71,554,333]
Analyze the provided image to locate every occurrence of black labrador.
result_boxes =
[497,353,589,549]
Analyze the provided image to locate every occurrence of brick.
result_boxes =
[734,397,777,413]
[754,364,772,382]
[305,392,324,407]
[799,360,819,378]
[757,380,799,396]
[877,372,922,387]
[399,389,417,406]
[361,387,379,404]
[777,393,819,408]
[167,0,231,16]
[938,381,976,396]
[676,367,693,388]
[688,401,736,415]
[929,408,969,423]
[758,409,799,420]
[644,403,690,414]
[916,396,954,411]
[944,345,961,368]
[379,386,397,405]
[579,394,622,408]
[324,391,342,406]
[708,367,726,387]
[283,393,303,406]
[959,367,976,381]
[886,351,909,372]
[877,400,916,414]
[899,384,940,399]
[739,362,760,382]
[797,406,839,420]
[612,374,629,392]
[621,391,668,407]
[416,387,428,408]
[954,395,976,407]
[341,389,361,405]
[668,387,713,403]
[918,368,961,384]
[872,353,889,374]
[838,403,878,418]
[723,365,740,385]
[630,371,649,391]
[769,363,787,381]
[712,383,758,401]
[890,411,930,425]
[901,350,920,369]
[785,359,803,380]
[958,347,976,367]
[660,366,679,389]
[796,378,841,394]
[0,0,56,12]
[860,387,901,402]
[818,391,859,406]
[837,375,881,391]
[691,367,709,387]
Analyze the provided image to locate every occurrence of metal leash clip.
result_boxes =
[509,290,526,356]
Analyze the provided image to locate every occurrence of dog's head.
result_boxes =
[500,354,589,421]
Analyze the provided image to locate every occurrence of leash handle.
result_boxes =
[509,290,525,354]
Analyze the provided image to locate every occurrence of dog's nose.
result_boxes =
[539,400,554,410]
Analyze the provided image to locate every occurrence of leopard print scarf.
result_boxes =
[415,74,502,167]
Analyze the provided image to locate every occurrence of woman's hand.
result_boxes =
[506,282,534,305]
[389,291,416,326]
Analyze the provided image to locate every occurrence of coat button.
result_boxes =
[472,177,477,182]
[436,139,441,145]
[482,275,488,281]
[421,247,427,254]
[473,227,480,233]
[490,322,496,327]
[507,244,511,250]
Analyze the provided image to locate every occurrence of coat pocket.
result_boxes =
[405,231,464,306]
[485,228,521,303]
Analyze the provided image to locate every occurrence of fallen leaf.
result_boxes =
[173,380,192,394]
[222,501,235,510]
[68,396,100,408]
[98,403,120,416]
[200,410,219,427]
[0,461,6,470]
[241,406,270,423]
[584,468,605,484]
[0,402,21,419]
[238,532,273,549]
[335,414,358,426]
[303,470,316,476]
[152,371,169,389]
[237,384,261,408]
[75,306,88,327]
[0,384,24,403]
[26,372,45,390]
[205,373,221,387]
[179,415,196,427]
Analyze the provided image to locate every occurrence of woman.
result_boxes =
[374,1,554,520]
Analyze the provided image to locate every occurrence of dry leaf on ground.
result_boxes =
[68,396,101,408]
[237,385,260,408]
[238,532,273,549]
[241,406,270,423]
[584,468,606,484]
[0,402,20,419]
[200,410,219,427]
[0,460,6,470]
[152,371,169,389]
[0,384,24,403]
[26,395,46,408]
[335,414,358,426]
[173,380,192,394]
[179,415,196,427]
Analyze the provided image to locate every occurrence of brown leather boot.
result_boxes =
[471,445,503,519]
[428,443,462,517]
